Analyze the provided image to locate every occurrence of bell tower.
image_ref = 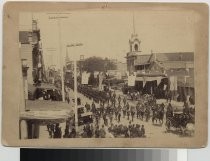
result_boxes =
[129,34,141,52]
[126,13,141,74]
[129,13,141,53]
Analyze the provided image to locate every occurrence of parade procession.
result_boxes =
[18,11,195,140]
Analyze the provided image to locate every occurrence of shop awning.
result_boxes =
[20,100,75,124]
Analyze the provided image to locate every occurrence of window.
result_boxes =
[134,44,138,51]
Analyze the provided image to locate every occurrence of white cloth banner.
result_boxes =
[128,75,136,86]
[126,71,129,77]
[164,84,167,90]
[116,72,122,79]
[98,73,104,91]
[156,77,162,86]
[174,76,177,90]
[143,77,147,87]
[82,72,90,84]
[134,76,164,87]
[170,76,177,91]
[151,86,153,94]
[94,71,99,78]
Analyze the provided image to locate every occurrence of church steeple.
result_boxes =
[129,12,141,53]
[132,12,136,35]
[126,13,142,74]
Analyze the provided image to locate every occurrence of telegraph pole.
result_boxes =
[66,43,83,133]
[49,14,69,102]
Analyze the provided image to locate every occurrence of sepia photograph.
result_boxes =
[2,2,208,147]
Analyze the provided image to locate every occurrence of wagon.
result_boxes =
[165,112,194,135]
[77,106,93,126]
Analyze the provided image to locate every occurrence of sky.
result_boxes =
[19,8,198,68]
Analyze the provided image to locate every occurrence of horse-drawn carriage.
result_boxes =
[165,111,194,136]
[77,105,93,126]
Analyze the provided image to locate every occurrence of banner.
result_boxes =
[174,76,177,90]
[128,75,136,86]
[24,80,28,99]
[133,76,163,87]
[116,72,122,79]
[156,77,162,86]
[151,86,153,94]
[105,72,109,77]
[170,76,177,91]
[126,71,129,77]
[98,72,104,91]
[82,72,90,84]
[164,84,167,90]
[143,77,147,88]
[94,71,99,78]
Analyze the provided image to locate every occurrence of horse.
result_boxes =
[166,109,173,120]
[144,107,150,122]
[152,108,164,125]
[165,112,194,136]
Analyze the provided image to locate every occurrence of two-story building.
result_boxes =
[126,33,194,101]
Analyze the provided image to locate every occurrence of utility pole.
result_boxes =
[49,14,69,102]
[66,43,83,133]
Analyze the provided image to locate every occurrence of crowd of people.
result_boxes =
[33,88,62,101]
[78,85,107,103]
[46,85,195,138]
[79,90,151,138]
[47,123,62,138]
[46,121,146,138]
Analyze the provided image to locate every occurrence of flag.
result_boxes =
[156,77,162,86]
[143,77,147,88]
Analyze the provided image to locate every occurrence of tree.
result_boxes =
[82,56,117,73]
[104,57,117,71]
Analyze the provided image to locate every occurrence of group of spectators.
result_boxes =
[108,122,145,138]
[127,91,142,101]
[47,123,62,138]
[80,122,146,138]
[34,88,62,101]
